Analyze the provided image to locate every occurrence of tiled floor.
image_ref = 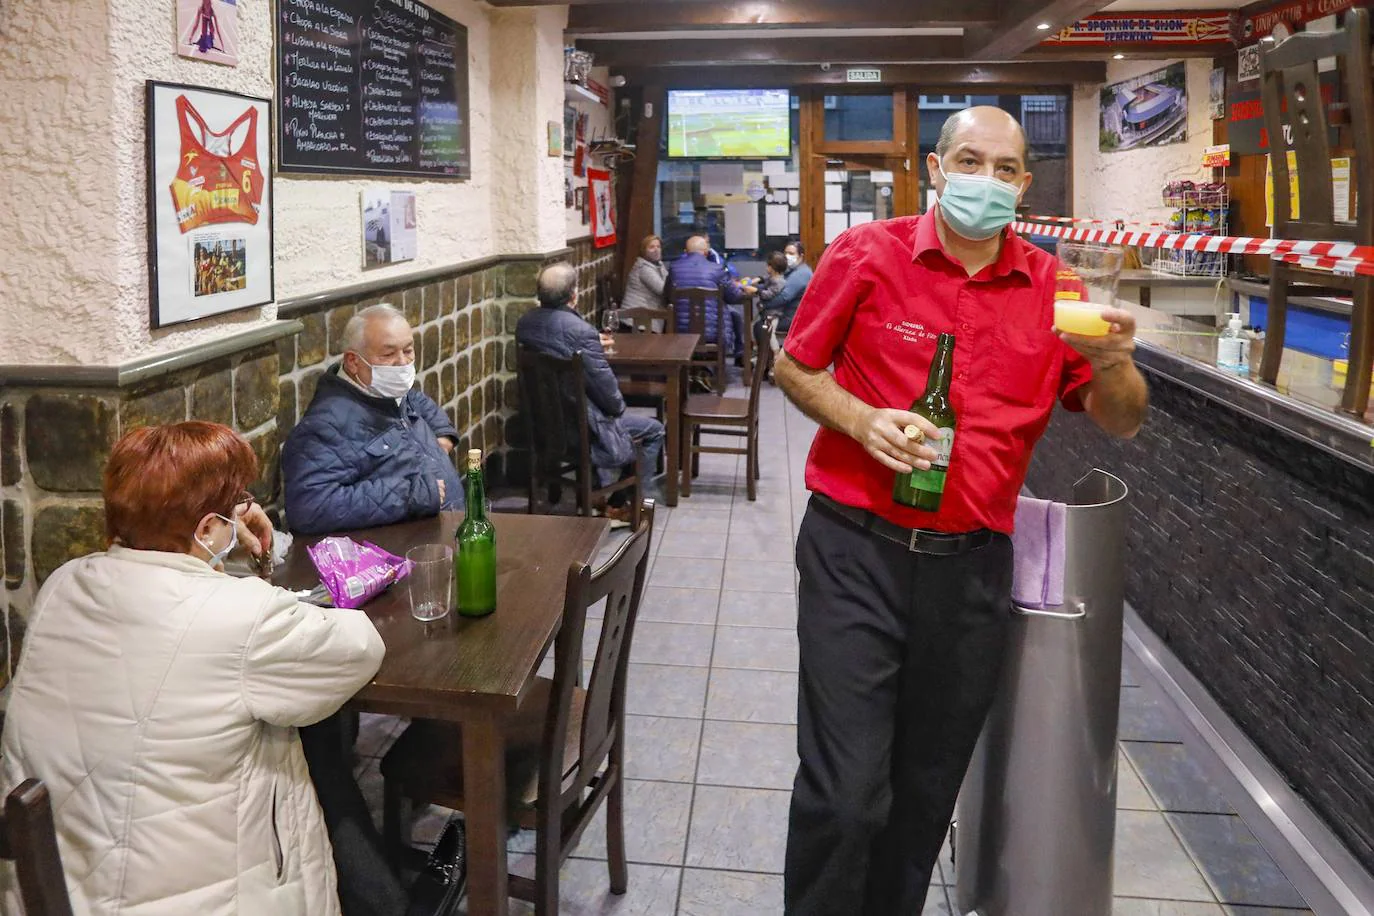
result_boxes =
[353,382,1317,915]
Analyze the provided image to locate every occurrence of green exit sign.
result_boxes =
[846,68,882,83]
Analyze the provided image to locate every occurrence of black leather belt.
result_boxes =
[812,494,994,556]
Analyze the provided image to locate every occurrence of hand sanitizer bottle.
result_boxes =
[1217,312,1245,374]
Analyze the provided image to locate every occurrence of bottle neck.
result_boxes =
[465,468,487,522]
[923,340,955,399]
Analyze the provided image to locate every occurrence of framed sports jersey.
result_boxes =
[146,81,273,328]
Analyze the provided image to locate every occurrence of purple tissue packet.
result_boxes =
[306,537,414,609]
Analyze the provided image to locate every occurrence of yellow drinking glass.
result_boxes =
[1054,300,1112,337]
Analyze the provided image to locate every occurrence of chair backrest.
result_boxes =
[1,780,75,916]
[616,307,672,334]
[517,345,593,475]
[540,502,655,809]
[596,274,620,314]
[747,314,779,414]
[672,287,726,346]
[1260,7,1374,244]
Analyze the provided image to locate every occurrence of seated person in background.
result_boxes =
[0,422,388,915]
[752,251,790,307]
[771,239,814,336]
[516,262,665,520]
[668,234,743,359]
[621,234,669,311]
[283,303,463,535]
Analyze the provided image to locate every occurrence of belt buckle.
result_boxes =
[907,528,924,553]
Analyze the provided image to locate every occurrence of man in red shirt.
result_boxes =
[776,106,1147,914]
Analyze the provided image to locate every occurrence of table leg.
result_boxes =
[664,366,682,507]
[462,717,509,916]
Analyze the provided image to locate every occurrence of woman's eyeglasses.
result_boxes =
[232,491,256,515]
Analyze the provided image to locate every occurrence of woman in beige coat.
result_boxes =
[0,422,385,915]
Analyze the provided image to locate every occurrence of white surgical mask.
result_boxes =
[935,162,1024,241]
[195,513,238,568]
[357,356,416,399]
[785,254,800,268]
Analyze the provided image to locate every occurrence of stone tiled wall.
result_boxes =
[0,239,615,690]
[1025,375,1374,873]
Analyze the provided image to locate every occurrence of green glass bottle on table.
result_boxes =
[455,448,497,617]
[892,332,957,513]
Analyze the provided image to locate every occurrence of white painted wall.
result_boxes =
[1072,58,1218,225]
[0,0,567,367]
[565,67,616,242]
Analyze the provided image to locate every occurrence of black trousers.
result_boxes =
[299,711,409,916]
[785,498,1014,916]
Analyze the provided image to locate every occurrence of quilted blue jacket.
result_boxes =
[666,253,743,352]
[282,366,465,535]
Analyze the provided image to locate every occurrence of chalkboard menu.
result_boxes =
[276,0,470,179]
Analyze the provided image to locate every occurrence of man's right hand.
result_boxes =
[849,408,941,474]
[438,479,447,505]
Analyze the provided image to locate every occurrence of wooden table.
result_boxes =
[605,332,699,506]
[274,511,609,916]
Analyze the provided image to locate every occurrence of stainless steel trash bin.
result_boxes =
[954,468,1130,916]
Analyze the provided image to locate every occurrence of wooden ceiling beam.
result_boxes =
[578,35,965,68]
[613,60,1106,88]
[567,1,1000,35]
[964,0,1114,59]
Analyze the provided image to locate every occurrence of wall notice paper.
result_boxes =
[701,162,746,196]
[825,170,847,183]
[724,200,759,249]
[825,184,844,211]
[770,171,800,190]
[850,211,875,227]
[825,212,849,243]
[762,160,787,177]
[871,170,895,184]
[788,190,800,205]
[765,204,790,237]
[1333,157,1352,222]
[788,211,801,234]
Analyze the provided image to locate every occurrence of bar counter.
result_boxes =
[1024,301,1374,874]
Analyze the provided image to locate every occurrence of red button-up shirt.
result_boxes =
[785,211,1093,535]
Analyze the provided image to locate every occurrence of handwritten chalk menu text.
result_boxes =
[277,0,470,179]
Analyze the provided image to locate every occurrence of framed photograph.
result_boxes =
[547,120,562,157]
[573,143,587,178]
[576,187,590,226]
[147,80,273,329]
[1208,67,1226,120]
[563,104,576,156]
[1098,61,1188,153]
[587,168,617,249]
[176,0,240,67]
[362,189,418,268]
[575,110,589,143]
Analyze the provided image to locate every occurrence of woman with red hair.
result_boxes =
[0,422,385,916]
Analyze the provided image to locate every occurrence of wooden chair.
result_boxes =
[672,287,729,395]
[1258,7,1374,416]
[682,316,777,501]
[1,779,75,916]
[616,306,672,334]
[380,502,657,915]
[517,346,642,527]
[614,307,673,438]
[596,274,621,327]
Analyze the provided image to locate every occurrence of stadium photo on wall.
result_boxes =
[146,80,273,328]
[667,89,791,159]
[1099,62,1188,152]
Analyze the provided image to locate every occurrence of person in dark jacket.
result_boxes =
[667,235,743,356]
[516,263,664,517]
[282,303,464,535]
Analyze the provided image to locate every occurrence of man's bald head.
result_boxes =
[685,235,710,255]
[935,106,1028,168]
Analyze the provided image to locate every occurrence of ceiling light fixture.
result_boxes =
[1036,22,1052,30]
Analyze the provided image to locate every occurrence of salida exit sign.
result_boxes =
[847,68,882,83]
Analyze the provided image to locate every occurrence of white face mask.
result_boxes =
[785,254,800,269]
[195,513,238,568]
[356,356,416,399]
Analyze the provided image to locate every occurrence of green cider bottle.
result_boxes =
[892,333,957,513]
[455,449,497,617]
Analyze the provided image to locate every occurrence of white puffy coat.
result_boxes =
[0,546,385,915]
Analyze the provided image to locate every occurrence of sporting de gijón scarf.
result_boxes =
[170,94,264,233]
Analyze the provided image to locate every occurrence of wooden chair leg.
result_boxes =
[680,421,693,497]
[1260,264,1291,386]
[691,427,701,479]
[606,772,629,895]
[534,811,562,916]
[747,430,758,501]
[1342,276,1373,416]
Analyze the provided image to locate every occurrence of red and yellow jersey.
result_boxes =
[169,95,264,233]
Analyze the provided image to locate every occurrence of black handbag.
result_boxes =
[405,815,467,916]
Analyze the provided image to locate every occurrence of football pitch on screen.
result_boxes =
[670,112,789,157]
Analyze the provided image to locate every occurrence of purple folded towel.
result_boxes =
[1012,496,1067,609]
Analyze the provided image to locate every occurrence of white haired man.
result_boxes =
[282,303,464,535]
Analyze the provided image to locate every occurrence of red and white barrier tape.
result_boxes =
[1013,220,1374,273]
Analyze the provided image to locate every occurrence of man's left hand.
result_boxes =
[437,437,455,455]
[236,503,274,560]
[1058,306,1137,373]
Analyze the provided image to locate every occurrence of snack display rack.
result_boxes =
[1152,181,1230,277]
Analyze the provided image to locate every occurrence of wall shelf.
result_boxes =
[565,82,600,105]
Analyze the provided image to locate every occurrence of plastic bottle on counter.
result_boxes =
[1217,313,1246,374]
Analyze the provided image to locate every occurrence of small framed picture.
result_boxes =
[563,104,576,156]
[547,120,562,157]
[146,80,273,328]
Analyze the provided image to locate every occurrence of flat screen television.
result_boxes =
[666,89,791,159]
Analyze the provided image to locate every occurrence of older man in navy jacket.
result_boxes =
[668,235,744,357]
[282,303,464,535]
